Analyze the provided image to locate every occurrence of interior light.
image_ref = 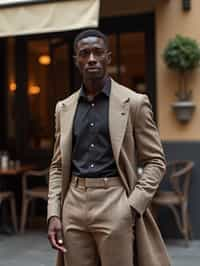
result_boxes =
[38,55,51,65]
[29,85,40,95]
[9,82,16,92]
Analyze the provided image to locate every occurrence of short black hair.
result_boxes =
[74,29,108,52]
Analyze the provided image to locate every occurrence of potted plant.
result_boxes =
[163,34,200,123]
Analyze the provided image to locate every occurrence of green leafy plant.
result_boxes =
[163,35,200,100]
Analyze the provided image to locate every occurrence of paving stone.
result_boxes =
[0,231,200,266]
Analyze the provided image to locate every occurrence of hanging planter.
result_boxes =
[163,35,200,123]
[171,101,195,123]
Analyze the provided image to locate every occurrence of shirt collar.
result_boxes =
[79,76,111,99]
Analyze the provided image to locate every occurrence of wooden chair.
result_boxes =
[20,168,49,233]
[0,191,18,232]
[152,160,194,244]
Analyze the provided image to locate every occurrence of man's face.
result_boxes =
[75,36,111,81]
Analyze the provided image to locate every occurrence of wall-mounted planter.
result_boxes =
[171,101,196,123]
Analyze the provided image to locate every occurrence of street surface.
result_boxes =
[0,231,200,266]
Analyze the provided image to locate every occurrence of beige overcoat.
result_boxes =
[48,79,171,266]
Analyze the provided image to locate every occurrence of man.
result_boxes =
[47,29,170,266]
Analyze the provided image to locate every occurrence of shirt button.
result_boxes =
[90,144,95,148]
[90,164,95,168]
[90,122,94,127]
[91,103,95,107]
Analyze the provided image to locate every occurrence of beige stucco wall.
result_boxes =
[156,0,200,141]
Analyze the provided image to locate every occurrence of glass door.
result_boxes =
[100,13,156,116]
[107,32,146,95]
[12,14,155,163]
[26,37,73,154]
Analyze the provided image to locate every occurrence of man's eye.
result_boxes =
[79,50,90,57]
[94,49,104,56]
[78,48,106,57]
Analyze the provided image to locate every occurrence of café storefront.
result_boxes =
[0,0,156,166]
[1,0,200,239]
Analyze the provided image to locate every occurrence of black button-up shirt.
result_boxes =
[71,78,118,178]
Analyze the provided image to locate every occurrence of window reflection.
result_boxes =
[107,34,118,80]
[7,38,16,147]
[106,32,146,94]
[6,32,146,155]
[120,32,146,93]
[27,39,70,151]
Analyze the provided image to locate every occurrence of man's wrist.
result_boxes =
[48,215,60,225]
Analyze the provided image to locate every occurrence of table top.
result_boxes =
[0,165,34,176]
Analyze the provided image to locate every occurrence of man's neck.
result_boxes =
[83,77,107,98]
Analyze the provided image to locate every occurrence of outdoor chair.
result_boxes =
[152,160,194,244]
[20,168,49,233]
[0,191,18,232]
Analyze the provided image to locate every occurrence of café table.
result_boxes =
[0,164,34,176]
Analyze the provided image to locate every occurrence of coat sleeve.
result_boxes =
[47,102,62,221]
[128,95,166,216]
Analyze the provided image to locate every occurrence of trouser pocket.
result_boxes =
[123,190,136,227]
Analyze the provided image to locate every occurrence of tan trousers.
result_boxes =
[62,176,135,266]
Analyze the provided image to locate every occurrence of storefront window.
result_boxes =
[106,32,146,93]
[107,34,118,80]
[27,38,70,151]
[120,32,146,93]
[7,38,16,146]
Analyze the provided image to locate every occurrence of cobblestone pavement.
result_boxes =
[0,231,200,266]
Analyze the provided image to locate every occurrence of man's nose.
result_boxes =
[88,52,96,63]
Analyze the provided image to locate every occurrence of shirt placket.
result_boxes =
[88,100,97,170]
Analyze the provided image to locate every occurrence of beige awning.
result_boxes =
[0,0,100,37]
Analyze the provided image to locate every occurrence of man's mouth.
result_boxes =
[86,67,100,71]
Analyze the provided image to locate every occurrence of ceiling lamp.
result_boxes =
[29,85,40,95]
[9,82,16,92]
[38,55,51,65]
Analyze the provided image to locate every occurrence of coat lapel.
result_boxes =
[109,79,130,164]
[60,90,80,181]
